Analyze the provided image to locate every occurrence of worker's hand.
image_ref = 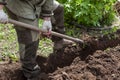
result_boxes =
[42,17,52,32]
[0,9,8,23]
[42,17,52,37]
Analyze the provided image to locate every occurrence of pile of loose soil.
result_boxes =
[0,30,120,80]
[48,46,120,80]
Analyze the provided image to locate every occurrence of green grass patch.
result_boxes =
[0,23,53,62]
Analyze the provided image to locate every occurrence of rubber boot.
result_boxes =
[27,73,48,80]
[53,39,74,54]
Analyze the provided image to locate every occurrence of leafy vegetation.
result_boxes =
[0,24,18,62]
[58,0,117,27]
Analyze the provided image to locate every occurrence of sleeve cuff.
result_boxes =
[41,10,52,17]
[0,2,7,5]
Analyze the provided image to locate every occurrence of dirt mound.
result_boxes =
[48,46,120,80]
[0,63,24,80]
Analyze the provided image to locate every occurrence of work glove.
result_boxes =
[42,17,52,37]
[0,9,8,23]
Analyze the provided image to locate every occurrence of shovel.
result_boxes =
[8,19,84,46]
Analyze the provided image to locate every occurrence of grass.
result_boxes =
[0,24,18,62]
[0,23,53,62]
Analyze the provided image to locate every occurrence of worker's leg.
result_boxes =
[51,1,73,51]
[15,18,40,79]
[6,8,40,79]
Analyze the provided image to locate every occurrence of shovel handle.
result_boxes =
[8,19,84,45]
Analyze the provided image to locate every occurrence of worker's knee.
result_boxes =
[19,40,39,61]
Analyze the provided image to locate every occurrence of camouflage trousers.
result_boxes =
[6,1,64,79]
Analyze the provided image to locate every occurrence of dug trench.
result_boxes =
[0,30,120,80]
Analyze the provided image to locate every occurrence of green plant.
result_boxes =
[38,38,53,57]
[101,26,118,40]
[58,0,117,27]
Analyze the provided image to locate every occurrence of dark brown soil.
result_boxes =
[48,46,120,80]
[0,30,120,80]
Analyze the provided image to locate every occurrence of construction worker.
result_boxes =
[0,0,73,80]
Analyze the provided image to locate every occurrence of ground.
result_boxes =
[0,28,120,80]
[48,46,120,80]
[0,17,120,80]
